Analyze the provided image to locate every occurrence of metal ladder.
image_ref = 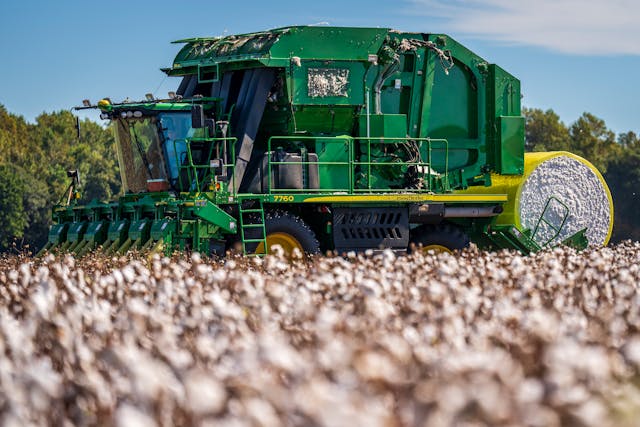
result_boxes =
[238,198,268,256]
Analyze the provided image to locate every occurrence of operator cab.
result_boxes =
[107,103,220,194]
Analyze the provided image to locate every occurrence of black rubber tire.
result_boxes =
[263,211,320,254]
[239,210,320,255]
[409,223,470,252]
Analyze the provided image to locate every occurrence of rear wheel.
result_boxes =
[409,223,469,254]
[255,211,320,256]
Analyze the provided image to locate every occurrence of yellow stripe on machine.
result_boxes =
[302,194,508,203]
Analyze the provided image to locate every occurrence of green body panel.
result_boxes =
[99,101,197,113]
[419,35,485,182]
[129,219,151,242]
[67,222,87,243]
[315,137,351,190]
[193,199,237,233]
[82,221,108,244]
[108,220,130,242]
[287,106,354,134]
[498,116,525,175]
[562,228,589,250]
[150,218,176,241]
[486,64,523,174]
[360,114,408,139]
[425,55,479,139]
[47,223,69,245]
[167,27,388,76]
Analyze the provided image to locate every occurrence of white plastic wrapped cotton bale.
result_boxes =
[462,152,613,247]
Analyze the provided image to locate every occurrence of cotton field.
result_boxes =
[1,243,640,427]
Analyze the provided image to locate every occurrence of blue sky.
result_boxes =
[1,0,638,135]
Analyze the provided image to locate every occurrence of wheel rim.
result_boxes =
[421,244,452,254]
[255,232,304,255]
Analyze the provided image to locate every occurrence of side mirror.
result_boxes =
[67,169,80,185]
[191,104,205,128]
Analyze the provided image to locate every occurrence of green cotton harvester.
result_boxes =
[39,26,614,257]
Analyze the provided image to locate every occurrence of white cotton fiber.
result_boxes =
[518,155,611,246]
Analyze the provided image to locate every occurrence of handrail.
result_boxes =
[175,134,450,196]
[175,137,237,193]
[266,135,450,195]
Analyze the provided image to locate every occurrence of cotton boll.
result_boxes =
[7,269,18,283]
[258,331,305,374]
[25,357,62,401]
[112,269,124,287]
[317,336,353,370]
[191,252,202,264]
[623,336,640,369]
[243,398,280,427]
[516,378,545,404]
[354,350,406,385]
[184,369,227,415]
[115,404,157,427]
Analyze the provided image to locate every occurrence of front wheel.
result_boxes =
[255,211,320,256]
[409,223,469,254]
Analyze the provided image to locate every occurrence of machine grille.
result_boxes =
[332,207,409,252]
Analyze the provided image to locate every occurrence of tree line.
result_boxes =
[0,103,637,251]
[0,105,120,251]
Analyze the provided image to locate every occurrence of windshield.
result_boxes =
[159,113,192,186]
[114,117,168,193]
[113,112,210,193]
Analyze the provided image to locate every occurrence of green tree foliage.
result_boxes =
[30,110,121,203]
[0,164,27,250]
[568,113,618,173]
[0,106,31,164]
[606,130,640,241]
[0,105,120,251]
[522,107,570,152]
[618,131,640,148]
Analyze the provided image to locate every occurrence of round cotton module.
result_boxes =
[457,151,613,247]
[517,153,613,246]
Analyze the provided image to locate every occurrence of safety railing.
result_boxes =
[175,137,237,193]
[174,135,449,196]
[266,135,450,194]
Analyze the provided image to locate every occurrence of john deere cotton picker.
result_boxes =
[39,26,614,257]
